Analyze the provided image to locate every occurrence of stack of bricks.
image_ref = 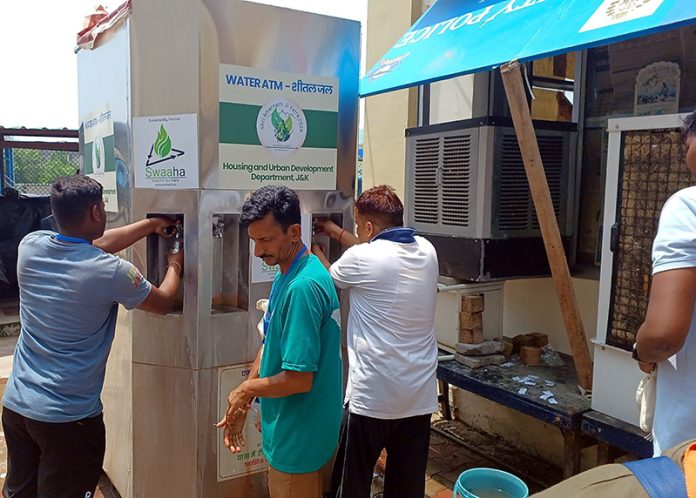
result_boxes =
[513,332,549,366]
[454,294,506,368]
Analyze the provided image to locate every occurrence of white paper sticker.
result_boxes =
[218,364,267,480]
[133,113,199,189]
[580,0,665,33]
[82,105,118,212]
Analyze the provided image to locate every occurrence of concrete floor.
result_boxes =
[0,335,17,489]
[0,301,19,338]
[365,414,558,498]
[0,333,562,498]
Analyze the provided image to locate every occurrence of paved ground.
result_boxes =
[0,335,17,488]
[367,415,559,498]
[0,333,562,497]
[0,301,20,338]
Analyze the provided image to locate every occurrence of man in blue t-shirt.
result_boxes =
[216,186,342,498]
[2,175,184,498]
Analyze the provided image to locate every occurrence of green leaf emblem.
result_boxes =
[271,106,292,142]
[94,140,102,170]
[271,108,283,130]
[154,124,172,157]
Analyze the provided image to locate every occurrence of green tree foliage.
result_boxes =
[12,149,79,185]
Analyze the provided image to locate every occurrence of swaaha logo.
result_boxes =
[146,124,185,167]
[256,98,307,156]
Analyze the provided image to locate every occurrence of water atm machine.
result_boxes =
[77,1,359,496]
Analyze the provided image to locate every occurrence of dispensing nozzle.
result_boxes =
[171,220,183,254]
[212,216,224,238]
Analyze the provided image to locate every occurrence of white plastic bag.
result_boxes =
[256,299,269,340]
[636,371,657,432]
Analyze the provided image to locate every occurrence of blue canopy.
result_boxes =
[361,0,696,97]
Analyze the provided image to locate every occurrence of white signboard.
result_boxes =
[133,113,199,189]
[581,0,665,33]
[218,363,267,480]
[83,105,118,212]
[250,214,313,284]
[219,64,339,191]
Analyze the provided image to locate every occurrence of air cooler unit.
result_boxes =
[405,117,577,281]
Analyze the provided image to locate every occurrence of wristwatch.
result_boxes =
[632,342,643,362]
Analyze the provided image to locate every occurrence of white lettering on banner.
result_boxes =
[435,18,456,34]
[467,6,495,25]
[450,14,473,30]
[481,0,519,25]
[411,25,436,43]
[414,19,457,41]
[396,0,545,47]
[394,30,416,48]
[450,6,495,29]
[481,0,545,26]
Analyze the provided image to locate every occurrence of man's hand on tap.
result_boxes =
[313,218,359,248]
[94,216,179,255]
[149,216,178,238]
[313,218,342,239]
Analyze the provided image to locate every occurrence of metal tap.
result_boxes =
[212,216,224,238]
[171,220,183,254]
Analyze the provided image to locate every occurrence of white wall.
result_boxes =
[363,0,421,197]
[429,74,475,124]
[503,277,599,358]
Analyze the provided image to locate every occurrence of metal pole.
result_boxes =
[418,83,431,127]
[5,148,14,190]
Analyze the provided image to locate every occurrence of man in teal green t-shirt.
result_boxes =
[217,185,342,498]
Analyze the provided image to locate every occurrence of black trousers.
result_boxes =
[2,406,105,498]
[330,408,431,498]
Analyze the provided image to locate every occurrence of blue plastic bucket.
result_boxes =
[454,468,529,498]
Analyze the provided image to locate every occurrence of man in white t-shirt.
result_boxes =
[635,111,696,455]
[313,185,439,498]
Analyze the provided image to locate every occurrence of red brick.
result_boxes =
[459,311,483,330]
[458,326,484,344]
[461,294,485,313]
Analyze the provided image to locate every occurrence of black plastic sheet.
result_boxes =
[0,190,52,299]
